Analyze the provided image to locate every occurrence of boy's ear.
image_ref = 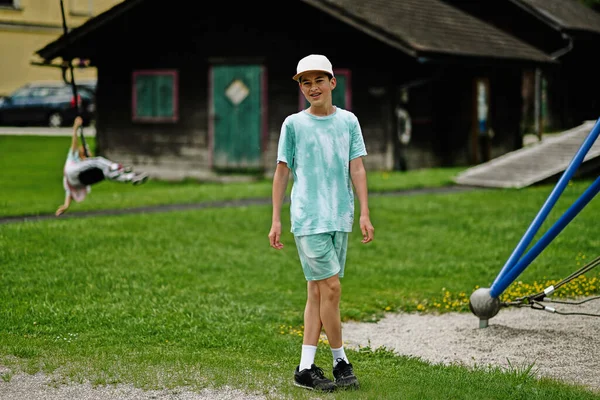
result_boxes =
[330,76,337,89]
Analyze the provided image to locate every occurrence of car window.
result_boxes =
[77,87,95,98]
[11,88,33,98]
[61,86,86,95]
[57,86,72,95]
[30,87,60,97]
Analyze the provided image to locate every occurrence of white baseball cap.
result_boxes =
[292,54,334,82]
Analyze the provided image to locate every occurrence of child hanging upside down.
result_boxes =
[55,116,149,216]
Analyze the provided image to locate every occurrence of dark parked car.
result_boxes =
[0,81,96,128]
[75,78,97,94]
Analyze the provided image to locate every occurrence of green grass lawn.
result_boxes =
[0,135,464,218]
[2,135,600,399]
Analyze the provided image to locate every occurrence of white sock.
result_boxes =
[331,346,348,367]
[299,345,317,371]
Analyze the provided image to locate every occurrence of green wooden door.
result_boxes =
[212,65,262,170]
[302,74,348,109]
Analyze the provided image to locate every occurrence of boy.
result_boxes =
[56,116,149,216]
[268,54,374,392]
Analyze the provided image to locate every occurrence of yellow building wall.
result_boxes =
[0,0,124,96]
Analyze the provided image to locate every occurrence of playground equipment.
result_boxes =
[59,0,89,157]
[470,117,600,328]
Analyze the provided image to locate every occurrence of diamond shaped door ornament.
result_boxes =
[225,79,250,105]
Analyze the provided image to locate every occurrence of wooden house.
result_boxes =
[444,0,600,133]
[33,0,555,180]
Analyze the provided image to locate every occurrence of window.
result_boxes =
[132,70,178,123]
[30,87,59,98]
[475,78,489,135]
[0,0,19,8]
[11,88,32,98]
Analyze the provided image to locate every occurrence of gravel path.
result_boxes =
[0,372,266,400]
[344,298,600,392]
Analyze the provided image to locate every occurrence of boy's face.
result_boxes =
[299,72,336,108]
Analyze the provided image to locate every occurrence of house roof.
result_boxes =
[35,0,144,62]
[304,0,554,63]
[512,0,600,35]
[36,0,554,64]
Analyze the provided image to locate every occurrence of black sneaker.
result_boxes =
[333,358,359,389]
[294,364,336,392]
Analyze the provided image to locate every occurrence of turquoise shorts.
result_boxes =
[294,231,349,281]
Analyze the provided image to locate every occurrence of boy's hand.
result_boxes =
[74,116,83,128]
[55,205,68,216]
[359,215,374,243]
[268,222,284,249]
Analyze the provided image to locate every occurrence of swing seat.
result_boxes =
[78,167,105,185]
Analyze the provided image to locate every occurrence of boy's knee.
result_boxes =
[325,275,341,288]
[320,276,341,299]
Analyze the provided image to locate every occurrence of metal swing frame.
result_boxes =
[489,118,600,300]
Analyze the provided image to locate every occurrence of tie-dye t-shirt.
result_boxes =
[277,107,367,236]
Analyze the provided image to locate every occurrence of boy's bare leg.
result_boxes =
[317,276,358,389]
[295,281,337,392]
[316,275,342,348]
[303,281,322,345]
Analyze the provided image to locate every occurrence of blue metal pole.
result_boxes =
[491,118,600,289]
[490,176,600,298]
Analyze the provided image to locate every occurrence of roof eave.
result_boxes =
[509,0,600,36]
[35,0,146,62]
[415,50,557,66]
[507,0,565,32]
